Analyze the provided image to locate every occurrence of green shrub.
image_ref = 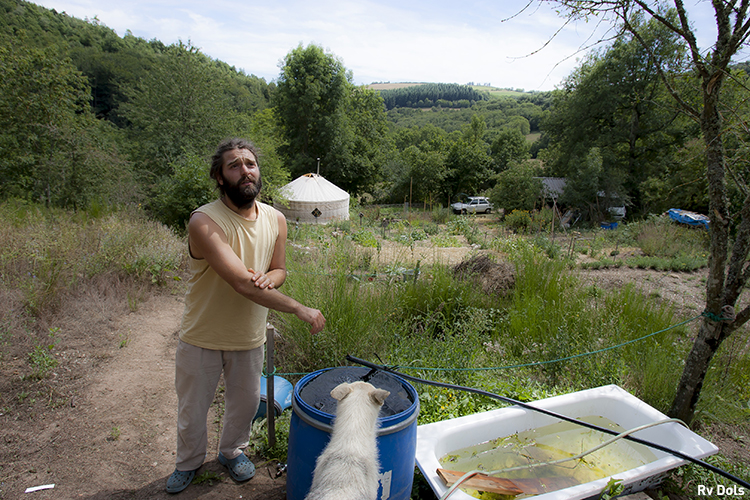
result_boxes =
[504,209,532,233]
[531,234,563,260]
[531,206,559,232]
[624,214,709,259]
[446,217,484,246]
[431,207,452,225]
[431,234,462,247]
[351,228,379,248]
[149,152,216,231]
[423,222,440,235]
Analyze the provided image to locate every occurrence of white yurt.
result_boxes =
[274,173,350,223]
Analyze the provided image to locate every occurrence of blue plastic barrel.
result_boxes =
[254,375,293,421]
[286,367,420,500]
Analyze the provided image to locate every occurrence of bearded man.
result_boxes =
[166,138,325,493]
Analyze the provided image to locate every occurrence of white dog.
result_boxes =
[304,381,391,500]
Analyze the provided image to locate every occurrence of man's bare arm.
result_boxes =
[247,211,288,290]
[188,212,325,334]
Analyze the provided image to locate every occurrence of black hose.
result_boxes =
[346,355,750,490]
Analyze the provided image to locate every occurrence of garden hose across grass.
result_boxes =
[345,355,750,492]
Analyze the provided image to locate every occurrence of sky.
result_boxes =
[33,0,724,91]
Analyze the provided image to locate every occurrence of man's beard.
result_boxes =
[222,174,262,210]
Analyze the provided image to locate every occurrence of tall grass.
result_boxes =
[487,238,692,411]
[611,214,709,271]
[274,228,704,417]
[0,200,185,385]
[0,201,184,311]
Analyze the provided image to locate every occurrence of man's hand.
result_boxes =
[248,268,275,289]
[249,268,324,334]
[298,306,326,335]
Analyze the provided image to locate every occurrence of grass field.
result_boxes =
[367,82,427,90]
[367,82,536,99]
[470,84,528,97]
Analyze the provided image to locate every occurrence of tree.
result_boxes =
[444,139,494,199]
[558,147,624,221]
[397,146,448,206]
[120,41,238,180]
[639,138,708,214]
[490,161,543,212]
[491,128,530,172]
[339,86,391,193]
[547,0,750,424]
[462,114,487,144]
[0,33,134,208]
[274,44,351,179]
[541,11,693,215]
[274,43,388,194]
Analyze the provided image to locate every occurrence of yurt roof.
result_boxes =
[280,173,349,202]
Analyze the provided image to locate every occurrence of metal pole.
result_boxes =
[265,323,276,449]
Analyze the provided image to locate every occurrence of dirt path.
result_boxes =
[1,294,287,500]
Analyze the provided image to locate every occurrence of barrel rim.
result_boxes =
[293,367,419,427]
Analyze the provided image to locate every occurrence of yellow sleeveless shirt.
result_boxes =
[180,199,279,351]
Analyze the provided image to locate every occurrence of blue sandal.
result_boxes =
[166,468,197,494]
[218,451,255,482]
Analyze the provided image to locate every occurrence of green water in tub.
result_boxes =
[438,415,659,499]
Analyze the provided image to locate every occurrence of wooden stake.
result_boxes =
[437,469,580,497]
[265,323,276,449]
[437,469,523,496]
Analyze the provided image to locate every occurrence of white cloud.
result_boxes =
[33,0,739,91]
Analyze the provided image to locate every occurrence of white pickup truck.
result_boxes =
[451,196,493,214]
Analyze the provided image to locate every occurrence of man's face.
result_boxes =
[219,148,262,209]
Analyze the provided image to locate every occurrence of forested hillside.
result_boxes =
[0,0,273,124]
[377,82,489,109]
[0,0,553,225]
[4,0,748,226]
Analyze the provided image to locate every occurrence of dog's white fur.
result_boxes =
[304,381,390,500]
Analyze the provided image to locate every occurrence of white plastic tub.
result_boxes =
[415,385,718,500]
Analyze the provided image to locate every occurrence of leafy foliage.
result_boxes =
[541,12,695,219]
[148,152,217,231]
[490,161,543,213]
[120,41,240,179]
[274,43,389,194]
[0,32,136,208]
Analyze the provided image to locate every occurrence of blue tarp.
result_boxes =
[667,208,710,230]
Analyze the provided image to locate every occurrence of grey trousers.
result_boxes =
[174,340,263,471]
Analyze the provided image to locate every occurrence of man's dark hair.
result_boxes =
[210,138,260,193]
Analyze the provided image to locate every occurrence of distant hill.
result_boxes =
[368,82,542,109]
[471,85,530,99]
[368,82,428,91]
[0,0,272,124]
[371,82,489,110]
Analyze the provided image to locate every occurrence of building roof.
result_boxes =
[274,173,350,223]
[536,177,567,199]
[279,173,349,202]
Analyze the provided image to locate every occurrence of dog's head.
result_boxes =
[330,381,390,407]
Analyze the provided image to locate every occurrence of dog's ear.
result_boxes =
[330,383,353,401]
[370,389,390,406]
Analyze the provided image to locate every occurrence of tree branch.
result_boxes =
[619,15,700,120]
[723,194,750,307]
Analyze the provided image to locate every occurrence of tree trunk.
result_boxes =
[551,0,750,427]
[668,318,725,423]
[668,71,729,425]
